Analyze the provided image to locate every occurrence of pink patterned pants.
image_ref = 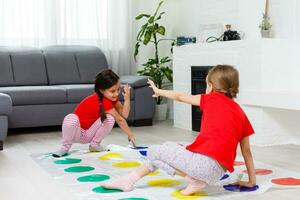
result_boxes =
[61,113,115,150]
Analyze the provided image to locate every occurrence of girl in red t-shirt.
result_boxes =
[99,65,256,195]
[53,69,136,157]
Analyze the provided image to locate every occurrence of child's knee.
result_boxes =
[63,114,80,128]
[152,160,176,176]
[105,114,115,125]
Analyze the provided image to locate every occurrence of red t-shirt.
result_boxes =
[186,92,254,172]
[73,93,118,130]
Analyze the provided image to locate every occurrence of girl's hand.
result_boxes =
[147,79,159,97]
[128,134,136,147]
[233,181,256,188]
[122,84,131,101]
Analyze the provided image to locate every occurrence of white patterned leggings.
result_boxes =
[146,141,225,185]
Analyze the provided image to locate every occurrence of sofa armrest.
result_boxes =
[120,75,149,89]
[120,75,155,126]
[0,93,12,115]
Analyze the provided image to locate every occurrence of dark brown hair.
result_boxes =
[207,65,239,98]
[94,69,119,122]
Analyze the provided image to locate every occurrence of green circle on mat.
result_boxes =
[118,198,148,200]
[92,186,123,193]
[54,158,82,164]
[77,174,110,182]
[64,166,94,173]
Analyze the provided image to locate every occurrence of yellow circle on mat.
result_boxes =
[147,171,160,176]
[112,161,141,168]
[171,190,208,199]
[147,179,181,187]
[99,152,123,160]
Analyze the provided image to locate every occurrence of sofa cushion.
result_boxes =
[0,47,48,86]
[57,84,135,103]
[0,53,14,86]
[0,86,67,105]
[43,45,108,85]
[76,50,108,83]
[56,84,94,103]
[43,51,81,85]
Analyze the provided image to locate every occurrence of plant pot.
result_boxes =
[261,30,271,38]
[154,103,168,121]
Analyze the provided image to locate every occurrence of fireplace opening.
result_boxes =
[191,66,213,132]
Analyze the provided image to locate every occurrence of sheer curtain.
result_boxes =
[0,0,134,75]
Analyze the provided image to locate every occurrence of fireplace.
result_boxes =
[173,41,300,146]
[191,66,213,131]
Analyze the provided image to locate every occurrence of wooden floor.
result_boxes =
[1,120,299,200]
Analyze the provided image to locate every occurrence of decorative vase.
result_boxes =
[154,103,168,121]
[261,30,271,38]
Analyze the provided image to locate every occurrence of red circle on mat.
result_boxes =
[272,178,300,186]
[234,161,245,166]
[242,169,273,175]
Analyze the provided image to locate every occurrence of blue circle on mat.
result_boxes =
[220,174,229,180]
[223,184,259,192]
[139,150,147,156]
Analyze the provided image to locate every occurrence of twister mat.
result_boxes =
[31,144,300,200]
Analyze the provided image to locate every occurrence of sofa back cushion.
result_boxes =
[43,46,108,85]
[0,52,14,86]
[0,47,48,86]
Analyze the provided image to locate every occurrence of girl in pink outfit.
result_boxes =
[53,69,136,157]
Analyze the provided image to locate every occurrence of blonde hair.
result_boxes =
[207,65,239,98]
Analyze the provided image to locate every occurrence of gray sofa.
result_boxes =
[0,45,155,150]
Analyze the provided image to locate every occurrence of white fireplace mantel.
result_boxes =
[173,39,300,146]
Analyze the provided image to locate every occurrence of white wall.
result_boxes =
[132,0,300,119]
[132,0,300,63]
[132,0,240,69]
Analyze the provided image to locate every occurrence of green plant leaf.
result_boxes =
[157,26,165,35]
[146,58,158,65]
[137,69,151,77]
[147,25,155,33]
[134,42,140,60]
[134,0,173,94]
[153,1,164,18]
[161,67,173,83]
[136,24,148,41]
[136,14,151,20]
[143,30,152,45]
[160,56,171,64]
[155,12,165,21]
[148,16,155,24]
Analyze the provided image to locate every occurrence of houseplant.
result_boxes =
[259,0,272,38]
[259,13,272,38]
[134,0,175,120]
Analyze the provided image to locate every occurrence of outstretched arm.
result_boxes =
[106,108,136,147]
[235,136,256,187]
[147,79,201,106]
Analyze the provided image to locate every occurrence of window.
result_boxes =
[0,0,46,39]
[0,0,108,42]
